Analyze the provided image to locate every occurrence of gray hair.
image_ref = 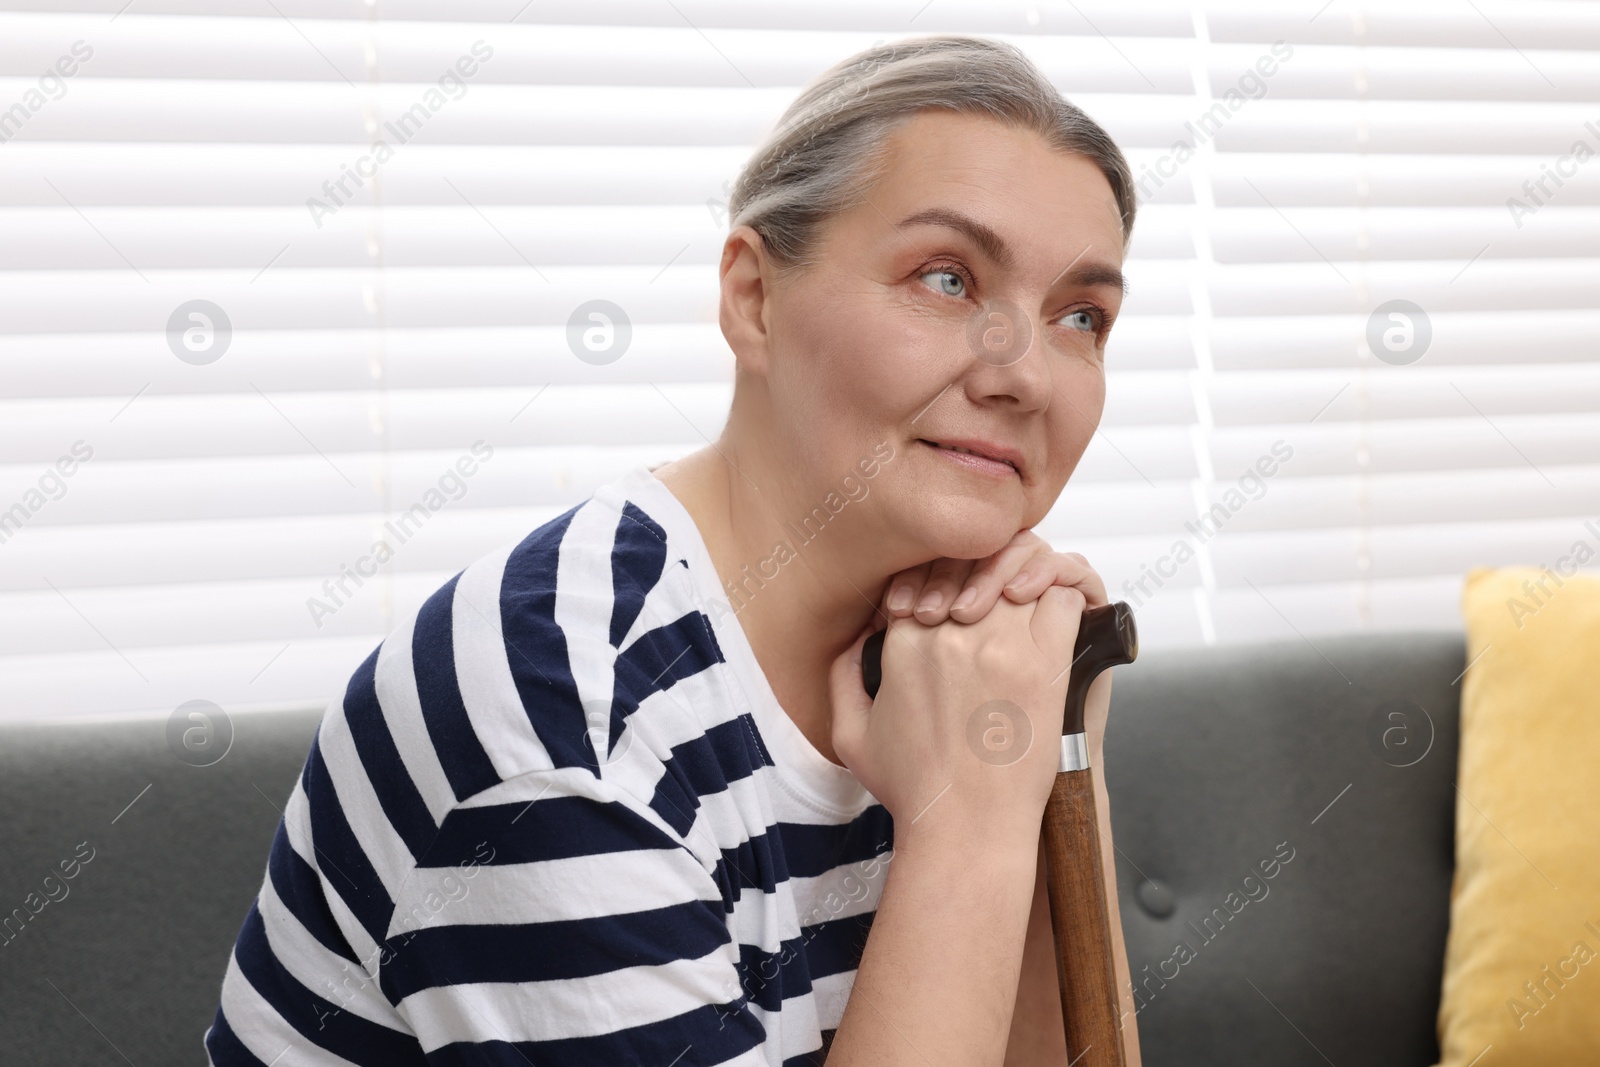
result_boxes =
[726,34,1137,277]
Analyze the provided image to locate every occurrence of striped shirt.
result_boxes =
[206,462,895,1066]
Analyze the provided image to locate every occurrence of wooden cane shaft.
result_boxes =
[1043,768,1126,1067]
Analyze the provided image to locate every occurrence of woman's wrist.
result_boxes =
[893,799,1043,869]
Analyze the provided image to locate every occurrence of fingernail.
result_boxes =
[952,587,977,610]
[1004,573,1028,593]
[888,584,913,612]
[916,589,943,613]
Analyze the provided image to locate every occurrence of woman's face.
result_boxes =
[746,108,1128,563]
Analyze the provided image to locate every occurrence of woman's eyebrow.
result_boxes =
[894,206,1125,294]
[896,207,1014,270]
[1057,261,1129,296]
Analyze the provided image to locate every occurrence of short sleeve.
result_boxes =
[382,769,769,1066]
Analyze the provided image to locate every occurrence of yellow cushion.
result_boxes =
[1435,565,1600,1064]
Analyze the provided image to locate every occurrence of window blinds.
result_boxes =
[2,0,1597,721]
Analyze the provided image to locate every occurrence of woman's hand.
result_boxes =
[865,535,1136,1066]
[878,530,1108,626]
[875,532,1115,746]
[830,586,1084,841]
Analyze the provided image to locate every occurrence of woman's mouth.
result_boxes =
[917,438,1020,479]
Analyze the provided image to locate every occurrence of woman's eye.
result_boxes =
[918,269,966,298]
[1061,309,1097,332]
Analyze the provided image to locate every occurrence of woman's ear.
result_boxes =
[718,225,775,376]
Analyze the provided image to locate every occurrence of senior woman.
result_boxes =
[206,33,1141,1067]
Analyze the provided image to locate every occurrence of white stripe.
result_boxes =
[280,779,382,971]
[809,968,859,1034]
[255,870,401,1032]
[451,767,697,876]
[787,853,891,932]
[609,532,713,674]
[213,951,367,1067]
[393,845,722,930]
[593,669,741,810]
[725,877,798,956]
[445,693,776,906]
[374,606,457,822]
[451,764,610,810]
[451,541,552,778]
[626,665,744,751]
[615,546,698,654]
[719,850,888,974]
[399,946,741,1048]
[742,996,825,1065]
[555,497,625,771]
[670,772,776,870]
[316,697,417,901]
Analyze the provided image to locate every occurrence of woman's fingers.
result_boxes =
[880,561,932,618]
[1029,582,1087,684]
[1000,548,1109,610]
[879,558,981,625]
[827,623,879,771]
[947,531,1050,623]
[946,532,1109,623]
[879,534,1110,629]
[911,557,976,623]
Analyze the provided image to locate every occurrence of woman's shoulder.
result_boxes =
[358,472,740,812]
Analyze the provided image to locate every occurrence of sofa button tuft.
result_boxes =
[1134,878,1176,918]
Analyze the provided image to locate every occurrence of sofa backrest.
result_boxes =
[1106,630,1464,1066]
[0,704,323,1066]
[0,629,1464,1065]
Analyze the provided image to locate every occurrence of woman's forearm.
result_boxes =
[1002,833,1067,1065]
[828,812,1042,1067]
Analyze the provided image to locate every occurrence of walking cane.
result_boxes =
[861,601,1139,1065]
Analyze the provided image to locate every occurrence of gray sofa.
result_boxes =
[0,630,1463,1065]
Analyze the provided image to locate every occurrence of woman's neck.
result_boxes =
[650,444,897,766]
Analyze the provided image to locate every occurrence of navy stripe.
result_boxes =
[500,507,596,772]
[776,807,895,880]
[647,715,763,836]
[710,827,783,910]
[603,688,630,763]
[343,645,438,863]
[609,610,725,765]
[736,933,815,1014]
[233,903,428,1067]
[684,715,764,788]
[204,1008,270,1066]
[615,612,724,699]
[609,500,670,648]
[412,572,501,801]
[302,730,394,946]
[378,898,730,1000]
[422,1044,546,1067]
[265,819,360,966]
[797,910,878,982]
[419,793,681,867]
[425,1002,765,1067]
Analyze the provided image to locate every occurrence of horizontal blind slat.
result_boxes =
[3,5,1597,720]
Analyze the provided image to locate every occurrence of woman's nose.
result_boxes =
[961,299,1056,409]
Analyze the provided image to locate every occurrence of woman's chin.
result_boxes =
[905,500,1023,561]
